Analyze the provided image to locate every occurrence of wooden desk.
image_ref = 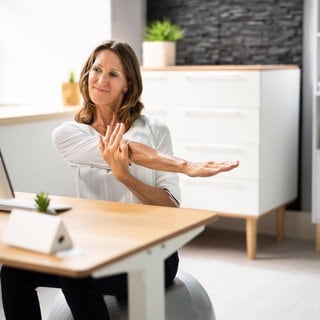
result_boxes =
[0,192,218,320]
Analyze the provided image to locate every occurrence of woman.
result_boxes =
[1,40,238,320]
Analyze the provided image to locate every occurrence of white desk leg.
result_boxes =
[128,260,165,320]
[92,226,204,320]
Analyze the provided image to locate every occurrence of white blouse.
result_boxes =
[52,115,181,205]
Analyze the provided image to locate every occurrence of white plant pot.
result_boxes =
[2,209,73,253]
[142,41,176,67]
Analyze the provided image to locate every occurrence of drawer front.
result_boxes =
[173,142,258,180]
[142,108,170,127]
[141,73,167,108]
[142,71,260,109]
[179,177,259,216]
[162,108,259,143]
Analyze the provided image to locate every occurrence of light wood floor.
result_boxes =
[37,227,320,319]
[179,228,320,320]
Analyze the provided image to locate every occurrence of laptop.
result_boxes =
[0,149,71,214]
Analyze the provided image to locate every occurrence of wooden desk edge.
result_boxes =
[0,215,218,278]
[0,194,219,278]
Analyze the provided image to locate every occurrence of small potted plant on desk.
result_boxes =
[61,70,80,106]
[2,192,73,253]
[34,191,51,213]
[143,18,185,67]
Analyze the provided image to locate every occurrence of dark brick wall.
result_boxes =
[147,0,303,66]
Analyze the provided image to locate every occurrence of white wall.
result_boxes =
[110,0,146,62]
[0,0,145,106]
[0,115,77,197]
[0,0,146,195]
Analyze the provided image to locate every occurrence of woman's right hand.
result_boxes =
[99,123,131,180]
[183,160,239,177]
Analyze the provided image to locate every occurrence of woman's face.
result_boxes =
[88,49,128,111]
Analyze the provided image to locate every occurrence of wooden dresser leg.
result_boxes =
[246,217,257,259]
[316,224,320,253]
[276,205,285,242]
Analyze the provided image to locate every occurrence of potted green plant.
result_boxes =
[143,19,185,67]
[34,192,51,213]
[61,70,80,106]
[2,191,73,253]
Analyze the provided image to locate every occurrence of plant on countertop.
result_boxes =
[68,70,76,83]
[62,70,80,106]
[144,18,185,42]
[34,192,51,212]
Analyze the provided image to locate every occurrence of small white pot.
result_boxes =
[142,41,176,67]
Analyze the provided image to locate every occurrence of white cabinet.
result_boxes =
[141,66,300,258]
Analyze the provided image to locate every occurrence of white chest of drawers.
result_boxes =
[141,66,300,258]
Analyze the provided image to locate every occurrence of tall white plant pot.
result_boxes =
[142,41,176,67]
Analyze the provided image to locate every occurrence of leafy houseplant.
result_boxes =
[61,70,80,106]
[143,19,185,67]
[144,19,184,42]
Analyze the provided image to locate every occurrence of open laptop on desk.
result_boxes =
[0,149,71,213]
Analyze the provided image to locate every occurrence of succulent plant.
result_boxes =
[68,71,75,83]
[34,192,51,212]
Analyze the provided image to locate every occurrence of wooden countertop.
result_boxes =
[141,64,299,71]
[0,105,79,125]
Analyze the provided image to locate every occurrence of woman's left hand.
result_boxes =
[99,123,131,180]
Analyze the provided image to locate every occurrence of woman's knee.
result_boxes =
[1,266,59,291]
[1,266,25,290]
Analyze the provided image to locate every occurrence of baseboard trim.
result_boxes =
[207,210,316,241]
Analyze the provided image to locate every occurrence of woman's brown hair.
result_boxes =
[75,40,144,130]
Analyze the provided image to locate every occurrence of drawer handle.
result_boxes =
[142,75,166,81]
[183,144,242,153]
[185,73,243,82]
[182,108,241,118]
[185,178,245,190]
[144,109,167,116]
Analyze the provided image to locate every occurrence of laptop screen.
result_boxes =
[0,149,15,199]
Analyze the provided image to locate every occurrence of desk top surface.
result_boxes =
[0,193,217,277]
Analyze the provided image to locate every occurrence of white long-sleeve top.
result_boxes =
[52,115,180,205]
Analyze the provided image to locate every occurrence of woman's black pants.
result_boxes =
[0,252,179,320]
